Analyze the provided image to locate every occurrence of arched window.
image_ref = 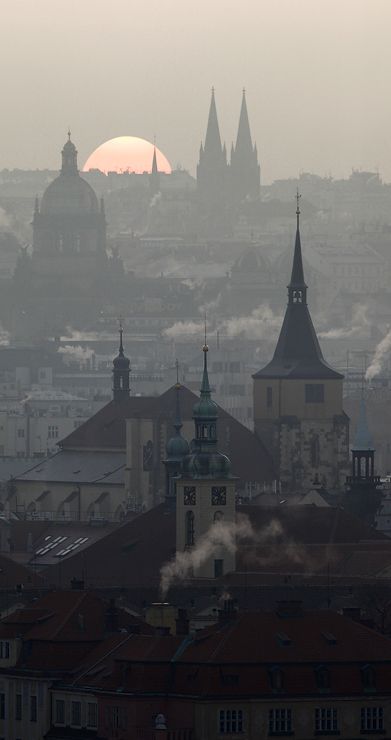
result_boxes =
[185,511,195,547]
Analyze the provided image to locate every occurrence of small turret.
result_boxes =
[61,130,78,175]
[182,331,231,479]
[112,321,130,402]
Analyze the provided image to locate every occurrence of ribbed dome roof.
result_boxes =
[41,174,99,216]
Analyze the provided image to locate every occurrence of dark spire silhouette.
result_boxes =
[151,144,158,175]
[234,89,253,155]
[289,190,307,294]
[204,87,223,155]
[253,194,342,380]
[230,89,260,201]
[113,319,130,401]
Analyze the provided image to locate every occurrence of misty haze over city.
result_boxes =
[1,2,391,739]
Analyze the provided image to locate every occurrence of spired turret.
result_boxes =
[175,338,236,580]
[253,194,349,492]
[112,323,130,402]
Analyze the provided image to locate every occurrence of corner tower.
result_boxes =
[253,194,349,492]
[176,338,236,578]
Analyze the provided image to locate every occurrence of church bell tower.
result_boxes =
[253,194,349,492]
[176,338,236,579]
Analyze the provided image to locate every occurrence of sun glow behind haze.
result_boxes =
[82,136,172,174]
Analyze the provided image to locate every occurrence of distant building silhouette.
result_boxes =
[196,89,260,231]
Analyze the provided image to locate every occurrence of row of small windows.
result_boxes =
[0,692,37,722]
[218,706,384,734]
[266,383,325,407]
[55,698,97,728]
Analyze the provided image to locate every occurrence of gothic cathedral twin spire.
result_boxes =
[197,88,260,206]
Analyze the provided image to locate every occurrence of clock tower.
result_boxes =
[176,339,236,578]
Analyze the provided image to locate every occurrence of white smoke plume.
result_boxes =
[318,304,370,340]
[218,305,282,341]
[0,208,11,231]
[199,292,222,316]
[366,328,391,381]
[163,320,205,339]
[160,514,256,598]
[58,345,94,363]
[149,191,161,208]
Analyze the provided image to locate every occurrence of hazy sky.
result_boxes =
[1,0,391,183]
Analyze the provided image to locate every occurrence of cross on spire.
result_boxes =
[118,317,124,355]
[296,188,301,230]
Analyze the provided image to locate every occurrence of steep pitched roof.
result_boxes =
[59,385,276,484]
[254,219,342,381]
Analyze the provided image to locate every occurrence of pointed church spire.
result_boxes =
[118,319,124,355]
[288,190,307,297]
[234,88,253,154]
[253,195,343,380]
[151,143,158,175]
[113,319,130,401]
[204,87,223,155]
